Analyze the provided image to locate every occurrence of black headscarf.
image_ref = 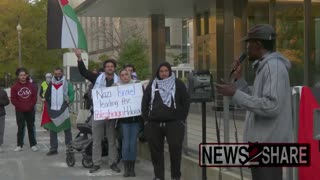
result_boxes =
[156,62,172,80]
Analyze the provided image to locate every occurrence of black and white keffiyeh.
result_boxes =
[150,73,176,109]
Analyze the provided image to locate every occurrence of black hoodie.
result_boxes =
[0,88,9,116]
[141,62,190,122]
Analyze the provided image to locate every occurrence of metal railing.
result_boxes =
[172,64,194,80]
[70,82,89,114]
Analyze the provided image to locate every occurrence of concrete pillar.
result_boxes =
[216,0,234,143]
[149,14,166,77]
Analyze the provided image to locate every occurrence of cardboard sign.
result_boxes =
[92,83,143,120]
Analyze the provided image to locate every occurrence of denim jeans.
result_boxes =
[121,123,140,161]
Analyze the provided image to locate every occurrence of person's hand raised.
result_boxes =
[75,49,82,60]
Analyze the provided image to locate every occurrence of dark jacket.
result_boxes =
[142,79,190,122]
[78,61,99,84]
[0,88,9,116]
[83,83,94,110]
[141,62,190,122]
[10,81,37,112]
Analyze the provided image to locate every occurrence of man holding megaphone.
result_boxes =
[215,24,293,180]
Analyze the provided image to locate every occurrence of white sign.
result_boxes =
[92,83,143,120]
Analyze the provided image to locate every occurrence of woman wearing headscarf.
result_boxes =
[114,69,141,177]
[142,62,190,180]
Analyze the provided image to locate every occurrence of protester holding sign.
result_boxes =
[113,69,141,177]
[75,49,121,174]
[142,62,190,180]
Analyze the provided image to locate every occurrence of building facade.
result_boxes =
[194,0,320,87]
[75,0,320,86]
[76,16,193,66]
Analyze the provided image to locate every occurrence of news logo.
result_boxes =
[199,143,310,167]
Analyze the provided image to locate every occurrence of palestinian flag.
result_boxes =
[41,102,71,133]
[47,0,87,50]
[41,79,74,133]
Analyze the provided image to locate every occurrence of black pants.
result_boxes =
[251,167,283,180]
[16,111,37,147]
[145,120,185,180]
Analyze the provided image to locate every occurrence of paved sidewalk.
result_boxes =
[0,104,169,180]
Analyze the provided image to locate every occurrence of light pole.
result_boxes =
[17,23,22,67]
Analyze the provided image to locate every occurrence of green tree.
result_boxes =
[98,54,109,62]
[0,0,62,83]
[88,54,110,72]
[117,38,150,79]
[88,60,101,72]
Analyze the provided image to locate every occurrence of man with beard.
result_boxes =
[43,67,74,156]
[75,49,121,174]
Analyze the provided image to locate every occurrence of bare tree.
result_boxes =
[89,17,147,57]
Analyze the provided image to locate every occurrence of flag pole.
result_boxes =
[57,0,78,49]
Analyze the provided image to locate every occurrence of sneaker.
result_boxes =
[0,146,3,153]
[31,146,38,152]
[46,150,58,156]
[89,165,101,173]
[110,163,121,173]
[14,146,22,152]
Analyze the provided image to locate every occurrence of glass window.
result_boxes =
[246,0,269,85]
[204,12,209,34]
[165,26,170,47]
[197,42,204,70]
[248,0,269,25]
[311,0,320,86]
[196,14,202,36]
[182,19,189,63]
[247,0,304,86]
[275,1,304,86]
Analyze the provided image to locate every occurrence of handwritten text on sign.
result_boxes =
[92,83,143,120]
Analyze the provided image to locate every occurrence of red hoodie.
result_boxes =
[11,81,37,112]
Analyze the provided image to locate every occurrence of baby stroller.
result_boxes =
[66,111,109,168]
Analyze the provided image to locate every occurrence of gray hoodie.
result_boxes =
[232,52,294,143]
